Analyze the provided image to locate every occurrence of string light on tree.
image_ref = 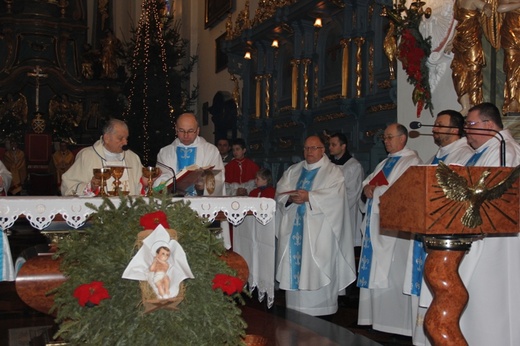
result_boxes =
[122,0,182,165]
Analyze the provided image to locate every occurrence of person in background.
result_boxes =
[217,138,232,165]
[406,110,473,345]
[225,138,259,196]
[249,168,275,198]
[154,113,225,196]
[465,102,520,165]
[0,160,12,196]
[61,119,145,196]
[275,135,356,317]
[427,109,473,165]
[328,132,364,247]
[447,102,520,345]
[2,141,27,195]
[357,123,422,337]
[51,141,75,189]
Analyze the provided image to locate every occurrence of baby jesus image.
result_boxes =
[122,224,195,301]
[150,246,171,299]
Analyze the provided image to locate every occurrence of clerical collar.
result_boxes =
[329,152,352,165]
[178,136,200,148]
[304,155,325,170]
[103,147,124,161]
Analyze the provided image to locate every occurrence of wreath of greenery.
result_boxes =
[52,194,246,345]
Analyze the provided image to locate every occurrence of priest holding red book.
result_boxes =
[357,123,422,337]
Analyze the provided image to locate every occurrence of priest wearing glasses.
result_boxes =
[357,123,421,337]
[153,112,225,196]
[275,135,356,317]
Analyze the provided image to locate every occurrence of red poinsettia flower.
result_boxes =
[397,27,433,116]
[212,273,245,296]
[73,281,110,307]
[140,211,170,229]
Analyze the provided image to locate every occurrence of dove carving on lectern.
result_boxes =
[436,161,520,228]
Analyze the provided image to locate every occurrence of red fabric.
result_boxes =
[249,186,276,198]
[225,158,259,184]
[25,133,51,164]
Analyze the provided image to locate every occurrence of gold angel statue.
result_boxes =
[448,0,492,116]
[498,0,520,114]
[49,95,83,127]
[49,95,83,143]
[383,21,397,80]
[0,93,28,123]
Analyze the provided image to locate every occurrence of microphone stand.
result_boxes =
[410,121,506,167]
[156,161,181,196]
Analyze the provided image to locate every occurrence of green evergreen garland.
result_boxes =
[52,195,246,345]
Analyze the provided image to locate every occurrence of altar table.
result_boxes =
[0,196,276,307]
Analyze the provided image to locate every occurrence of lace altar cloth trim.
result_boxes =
[0,196,275,230]
[0,196,276,306]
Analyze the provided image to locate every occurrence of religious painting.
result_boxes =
[205,0,232,29]
[215,33,228,73]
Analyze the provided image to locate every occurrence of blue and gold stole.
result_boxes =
[289,166,320,290]
[357,156,401,289]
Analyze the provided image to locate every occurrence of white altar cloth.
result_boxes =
[0,196,276,307]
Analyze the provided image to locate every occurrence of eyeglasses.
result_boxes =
[303,146,324,151]
[464,120,489,128]
[177,129,197,135]
[380,134,403,141]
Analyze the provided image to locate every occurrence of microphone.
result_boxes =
[122,145,129,151]
[409,121,423,130]
[409,121,506,167]
[409,121,462,132]
[156,161,180,196]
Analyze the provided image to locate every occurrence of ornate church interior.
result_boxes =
[1,0,520,345]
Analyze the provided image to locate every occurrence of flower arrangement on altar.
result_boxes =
[383,0,433,117]
[52,195,248,345]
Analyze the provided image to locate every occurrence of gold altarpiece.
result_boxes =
[222,0,398,181]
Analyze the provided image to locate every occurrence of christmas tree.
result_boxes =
[123,0,198,166]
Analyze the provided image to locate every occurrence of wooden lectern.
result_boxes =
[379,165,519,345]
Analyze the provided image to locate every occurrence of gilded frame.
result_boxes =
[205,0,232,29]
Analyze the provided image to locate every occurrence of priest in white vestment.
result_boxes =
[275,135,357,316]
[403,110,473,345]
[328,132,365,246]
[61,119,144,196]
[418,103,520,346]
[357,123,422,336]
[0,160,12,196]
[154,113,225,196]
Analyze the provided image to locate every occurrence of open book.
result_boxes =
[156,164,220,193]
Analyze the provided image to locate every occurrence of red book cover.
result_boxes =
[368,170,389,186]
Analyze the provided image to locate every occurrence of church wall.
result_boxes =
[185,0,259,143]
[5,1,516,162]
[396,60,460,162]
